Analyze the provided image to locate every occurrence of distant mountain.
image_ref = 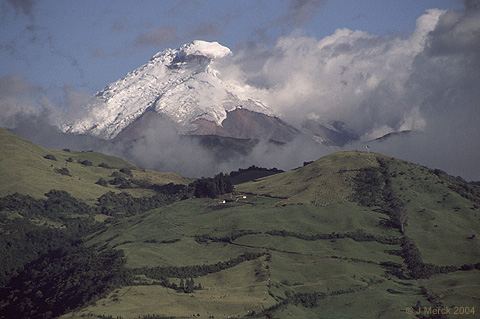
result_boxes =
[61,41,299,143]
[61,40,360,145]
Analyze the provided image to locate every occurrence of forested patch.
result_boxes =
[351,158,407,234]
[194,229,401,245]
[134,252,265,280]
[189,172,233,198]
[96,191,176,217]
[0,218,76,287]
[229,165,284,184]
[265,229,402,245]
[0,182,193,318]
[0,245,130,319]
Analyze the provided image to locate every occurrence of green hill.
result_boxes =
[1,130,479,319]
[0,127,192,202]
[64,151,480,319]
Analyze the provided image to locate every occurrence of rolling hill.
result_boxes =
[1,130,479,318]
[0,127,192,202]
[65,152,480,318]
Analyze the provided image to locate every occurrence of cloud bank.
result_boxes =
[214,5,480,180]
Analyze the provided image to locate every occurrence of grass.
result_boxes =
[0,128,190,202]
[2,136,475,319]
[421,271,480,309]
[274,279,428,319]
[235,235,403,264]
[383,157,480,265]
[235,150,385,206]
[60,258,276,319]
[268,252,386,294]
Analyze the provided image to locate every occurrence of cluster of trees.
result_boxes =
[228,165,284,185]
[0,167,235,317]
[167,278,202,293]
[98,170,233,200]
[0,190,93,221]
[96,191,175,217]
[399,237,480,279]
[351,158,408,234]
[0,245,130,319]
[265,229,401,245]
[0,217,75,287]
[0,191,132,318]
[194,229,402,246]
[190,173,233,198]
[195,230,260,244]
[78,159,93,166]
[44,154,57,161]
[134,252,264,280]
[257,288,366,318]
[55,167,71,176]
[229,165,283,178]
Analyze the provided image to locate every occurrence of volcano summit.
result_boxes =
[62,40,299,143]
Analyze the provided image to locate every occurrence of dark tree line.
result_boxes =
[351,158,408,234]
[134,252,264,280]
[98,170,233,200]
[96,191,173,217]
[265,229,402,245]
[190,173,233,198]
[0,245,130,319]
[229,165,283,178]
[0,190,93,221]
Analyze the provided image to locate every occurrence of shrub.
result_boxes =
[79,160,93,166]
[119,167,133,176]
[54,167,71,176]
[96,178,108,187]
[44,154,57,161]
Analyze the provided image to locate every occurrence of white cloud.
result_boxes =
[228,9,443,137]
[218,6,480,180]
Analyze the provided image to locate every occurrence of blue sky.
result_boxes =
[1,0,462,95]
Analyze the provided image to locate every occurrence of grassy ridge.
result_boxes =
[62,151,480,319]
[0,128,191,202]
[235,150,385,206]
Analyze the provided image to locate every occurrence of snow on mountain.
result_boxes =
[62,40,272,140]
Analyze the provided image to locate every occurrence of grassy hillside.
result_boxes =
[1,130,478,318]
[57,151,480,319]
[236,150,384,206]
[0,128,192,202]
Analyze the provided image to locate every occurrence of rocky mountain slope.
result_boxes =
[61,41,301,142]
[61,40,354,145]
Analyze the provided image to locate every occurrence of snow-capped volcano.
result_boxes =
[62,40,286,140]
